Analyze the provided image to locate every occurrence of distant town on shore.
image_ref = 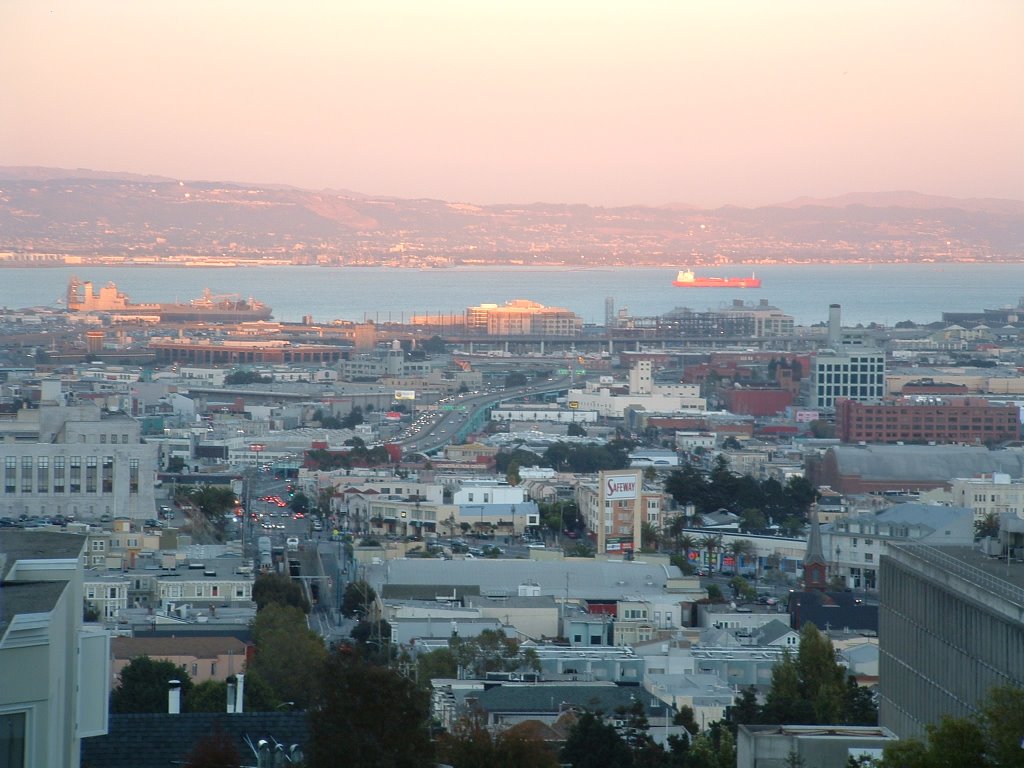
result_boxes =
[1,167,1021,267]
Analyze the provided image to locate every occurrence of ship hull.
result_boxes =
[673,278,761,288]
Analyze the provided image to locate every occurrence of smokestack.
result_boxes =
[235,672,245,714]
[168,679,181,714]
[827,304,842,347]
[226,677,236,714]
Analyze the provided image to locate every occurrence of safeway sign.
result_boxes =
[604,474,638,500]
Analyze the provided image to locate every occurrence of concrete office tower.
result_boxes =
[827,304,842,347]
[879,543,1024,739]
[605,297,615,328]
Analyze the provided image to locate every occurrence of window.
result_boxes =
[0,711,27,768]
[70,456,82,493]
[102,456,114,493]
[191,664,198,677]
[86,456,98,493]
[36,457,48,493]
[4,457,15,494]
[53,457,65,493]
[19,457,32,493]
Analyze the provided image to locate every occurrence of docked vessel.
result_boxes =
[66,278,273,322]
[672,269,761,288]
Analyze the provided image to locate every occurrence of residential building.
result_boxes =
[948,472,1024,522]
[821,502,974,590]
[1,530,110,768]
[109,636,249,687]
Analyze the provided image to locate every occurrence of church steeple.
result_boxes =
[803,504,828,591]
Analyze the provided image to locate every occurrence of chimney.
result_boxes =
[168,679,181,714]
[226,677,236,714]
[827,304,842,347]
[235,672,245,713]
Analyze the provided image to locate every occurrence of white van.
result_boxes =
[286,537,300,552]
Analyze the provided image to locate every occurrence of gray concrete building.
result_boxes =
[879,543,1024,739]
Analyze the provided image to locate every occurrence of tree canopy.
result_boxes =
[252,571,310,613]
[665,462,817,532]
[246,603,326,709]
[733,623,877,729]
[110,656,194,714]
[306,648,434,768]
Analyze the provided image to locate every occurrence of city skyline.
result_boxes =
[2,1,1022,208]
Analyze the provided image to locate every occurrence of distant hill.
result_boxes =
[776,191,1024,217]
[0,167,1021,264]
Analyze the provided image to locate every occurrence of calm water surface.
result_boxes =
[0,263,1021,327]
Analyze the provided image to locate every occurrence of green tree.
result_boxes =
[341,406,364,429]
[974,511,1000,539]
[730,685,761,727]
[341,579,377,618]
[247,603,326,709]
[761,623,874,727]
[252,571,310,613]
[640,521,661,552]
[416,647,458,687]
[189,485,237,521]
[307,649,434,768]
[110,656,193,713]
[187,673,278,713]
[560,711,633,768]
[567,421,588,437]
[505,371,529,387]
[224,369,271,385]
[439,717,559,768]
[167,456,186,473]
[290,490,310,514]
[979,685,1024,768]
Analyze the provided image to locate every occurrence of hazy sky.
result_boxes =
[2,1,1021,207]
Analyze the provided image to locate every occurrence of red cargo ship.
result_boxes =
[672,269,761,288]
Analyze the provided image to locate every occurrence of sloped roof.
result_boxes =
[752,619,798,646]
[80,712,308,768]
[1,530,84,640]
[110,635,249,661]
[830,445,1024,483]
[472,683,663,717]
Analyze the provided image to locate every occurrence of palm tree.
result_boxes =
[727,539,756,575]
[678,533,698,564]
[698,533,724,572]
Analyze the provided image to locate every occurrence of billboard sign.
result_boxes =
[604,473,638,500]
[394,390,416,400]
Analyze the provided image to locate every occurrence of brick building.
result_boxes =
[835,397,1020,445]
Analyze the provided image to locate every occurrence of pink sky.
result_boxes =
[2,1,1021,207]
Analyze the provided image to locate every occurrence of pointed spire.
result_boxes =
[804,504,827,567]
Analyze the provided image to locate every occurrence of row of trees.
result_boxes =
[665,458,817,535]
[495,438,634,477]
